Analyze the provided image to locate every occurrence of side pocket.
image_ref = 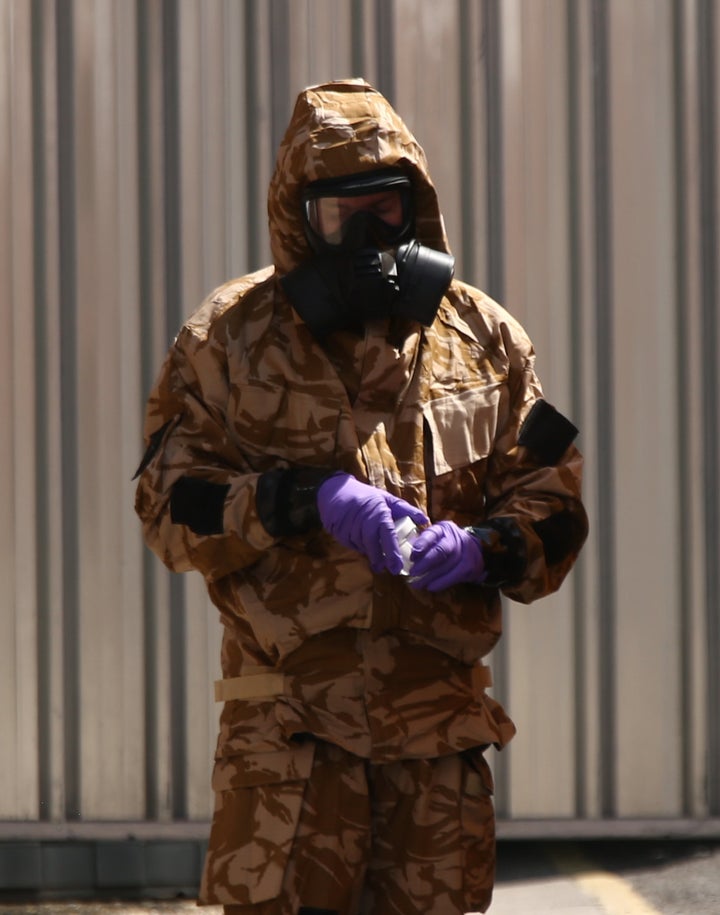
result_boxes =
[460,748,496,914]
[199,743,315,906]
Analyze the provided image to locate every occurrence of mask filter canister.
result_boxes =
[392,240,455,326]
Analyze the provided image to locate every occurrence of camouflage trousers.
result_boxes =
[200,738,496,915]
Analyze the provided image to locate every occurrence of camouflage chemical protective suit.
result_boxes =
[134,79,588,915]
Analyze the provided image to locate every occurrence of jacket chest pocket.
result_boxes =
[227,380,341,468]
[423,384,501,521]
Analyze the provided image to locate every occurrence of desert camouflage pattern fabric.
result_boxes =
[135,79,587,912]
[204,739,496,914]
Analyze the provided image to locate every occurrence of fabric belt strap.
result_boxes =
[214,664,492,702]
[214,671,285,703]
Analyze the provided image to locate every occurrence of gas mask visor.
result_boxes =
[302,169,414,253]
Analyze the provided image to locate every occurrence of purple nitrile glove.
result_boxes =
[408,520,486,592]
[317,473,429,574]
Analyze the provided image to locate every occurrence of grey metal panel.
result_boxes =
[496,0,579,820]
[674,0,711,823]
[569,0,605,823]
[35,0,66,826]
[70,0,146,820]
[697,0,720,818]
[0,0,718,836]
[608,0,682,818]
[135,0,175,824]
[0,0,40,822]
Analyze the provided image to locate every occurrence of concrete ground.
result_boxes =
[0,839,718,914]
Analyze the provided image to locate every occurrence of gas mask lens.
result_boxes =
[306,191,405,245]
[303,170,413,252]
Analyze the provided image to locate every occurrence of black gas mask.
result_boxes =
[281,169,455,338]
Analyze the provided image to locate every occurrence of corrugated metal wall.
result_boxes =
[1,0,718,837]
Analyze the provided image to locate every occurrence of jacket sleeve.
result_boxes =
[134,325,277,581]
[476,342,588,604]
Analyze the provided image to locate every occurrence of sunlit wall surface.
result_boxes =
[1,0,718,831]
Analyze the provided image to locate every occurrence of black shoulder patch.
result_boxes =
[518,399,578,466]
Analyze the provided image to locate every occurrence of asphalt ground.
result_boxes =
[0,839,718,914]
[493,839,720,914]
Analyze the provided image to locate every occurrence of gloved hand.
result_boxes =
[408,520,486,592]
[317,473,429,574]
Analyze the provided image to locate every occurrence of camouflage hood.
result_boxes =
[268,79,451,276]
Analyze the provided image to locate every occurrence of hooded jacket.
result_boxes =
[135,79,587,767]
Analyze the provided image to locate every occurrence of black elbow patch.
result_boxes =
[170,476,230,536]
[532,510,585,566]
[518,400,578,466]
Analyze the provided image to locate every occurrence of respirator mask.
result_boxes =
[281,169,455,337]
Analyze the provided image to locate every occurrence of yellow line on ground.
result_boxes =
[549,845,665,915]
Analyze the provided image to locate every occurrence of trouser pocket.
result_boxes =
[460,747,496,914]
[200,743,315,906]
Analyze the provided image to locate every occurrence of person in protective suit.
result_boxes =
[134,79,588,915]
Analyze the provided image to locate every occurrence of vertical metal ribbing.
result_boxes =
[5,0,719,835]
[161,0,187,820]
[482,0,504,307]
[244,0,262,270]
[670,0,694,819]
[32,0,51,822]
[168,577,187,821]
[269,0,290,160]
[55,0,81,822]
[590,0,616,819]
[697,0,720,816]
[374,0,395,106]
[566,0,587,820]
[350,0,365,77]
[136,0,159,821]
[480,0,509,818]
[458,0,477,285]
[162,0,182,344]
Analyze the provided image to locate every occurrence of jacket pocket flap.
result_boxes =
[211,742,315,792]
